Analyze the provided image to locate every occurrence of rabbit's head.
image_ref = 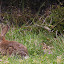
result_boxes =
[0,25,9,43]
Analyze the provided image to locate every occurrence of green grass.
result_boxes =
[0,28,64,64]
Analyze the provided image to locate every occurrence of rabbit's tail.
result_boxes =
[24,55,29,59]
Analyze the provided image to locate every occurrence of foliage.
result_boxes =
[2,7,37,26]
[51,5,64,33]
[44,5,64,34]
[1,1,64,35]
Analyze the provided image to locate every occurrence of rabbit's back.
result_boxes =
[0,41,28,57]
[8,41,28,56]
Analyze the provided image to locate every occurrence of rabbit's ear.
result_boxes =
[1,25,9,36]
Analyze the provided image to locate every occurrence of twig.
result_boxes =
[52,18,64,29]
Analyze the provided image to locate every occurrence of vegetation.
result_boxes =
[0,0,64,64]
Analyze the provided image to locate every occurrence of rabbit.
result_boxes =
[0,25,29,59]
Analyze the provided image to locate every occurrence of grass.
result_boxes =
[0,27,64,64]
